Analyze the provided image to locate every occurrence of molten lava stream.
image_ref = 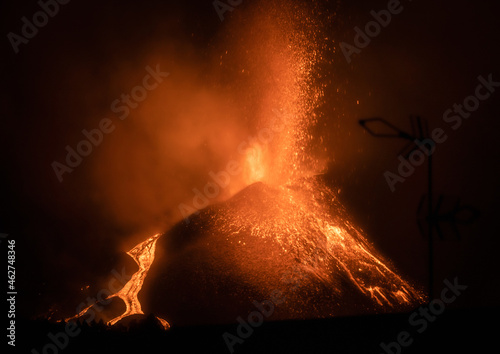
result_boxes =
[107,233,169,327]
[65,233,170,329]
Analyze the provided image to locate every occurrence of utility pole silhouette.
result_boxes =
[358,116,477,299]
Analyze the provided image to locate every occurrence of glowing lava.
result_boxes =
[244,143,266,184]
[106,234,165,326]
[212,177,424,310]
[65,233,170,329]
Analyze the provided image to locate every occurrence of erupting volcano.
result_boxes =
[62,0,425,329]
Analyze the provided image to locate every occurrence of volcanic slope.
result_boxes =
[145,176,425,325]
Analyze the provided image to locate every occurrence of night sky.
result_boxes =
[1,0,499,323]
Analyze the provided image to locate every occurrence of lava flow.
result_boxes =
[217,177,423,308]
[106,233,166,327]
[64,233,170,329]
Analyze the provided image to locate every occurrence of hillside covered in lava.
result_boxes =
[143,176,425,325]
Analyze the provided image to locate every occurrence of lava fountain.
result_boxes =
[62,0,424,328]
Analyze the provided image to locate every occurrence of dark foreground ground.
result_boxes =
[8,307,498,354]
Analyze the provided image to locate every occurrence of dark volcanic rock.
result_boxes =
[143,178,424,325]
